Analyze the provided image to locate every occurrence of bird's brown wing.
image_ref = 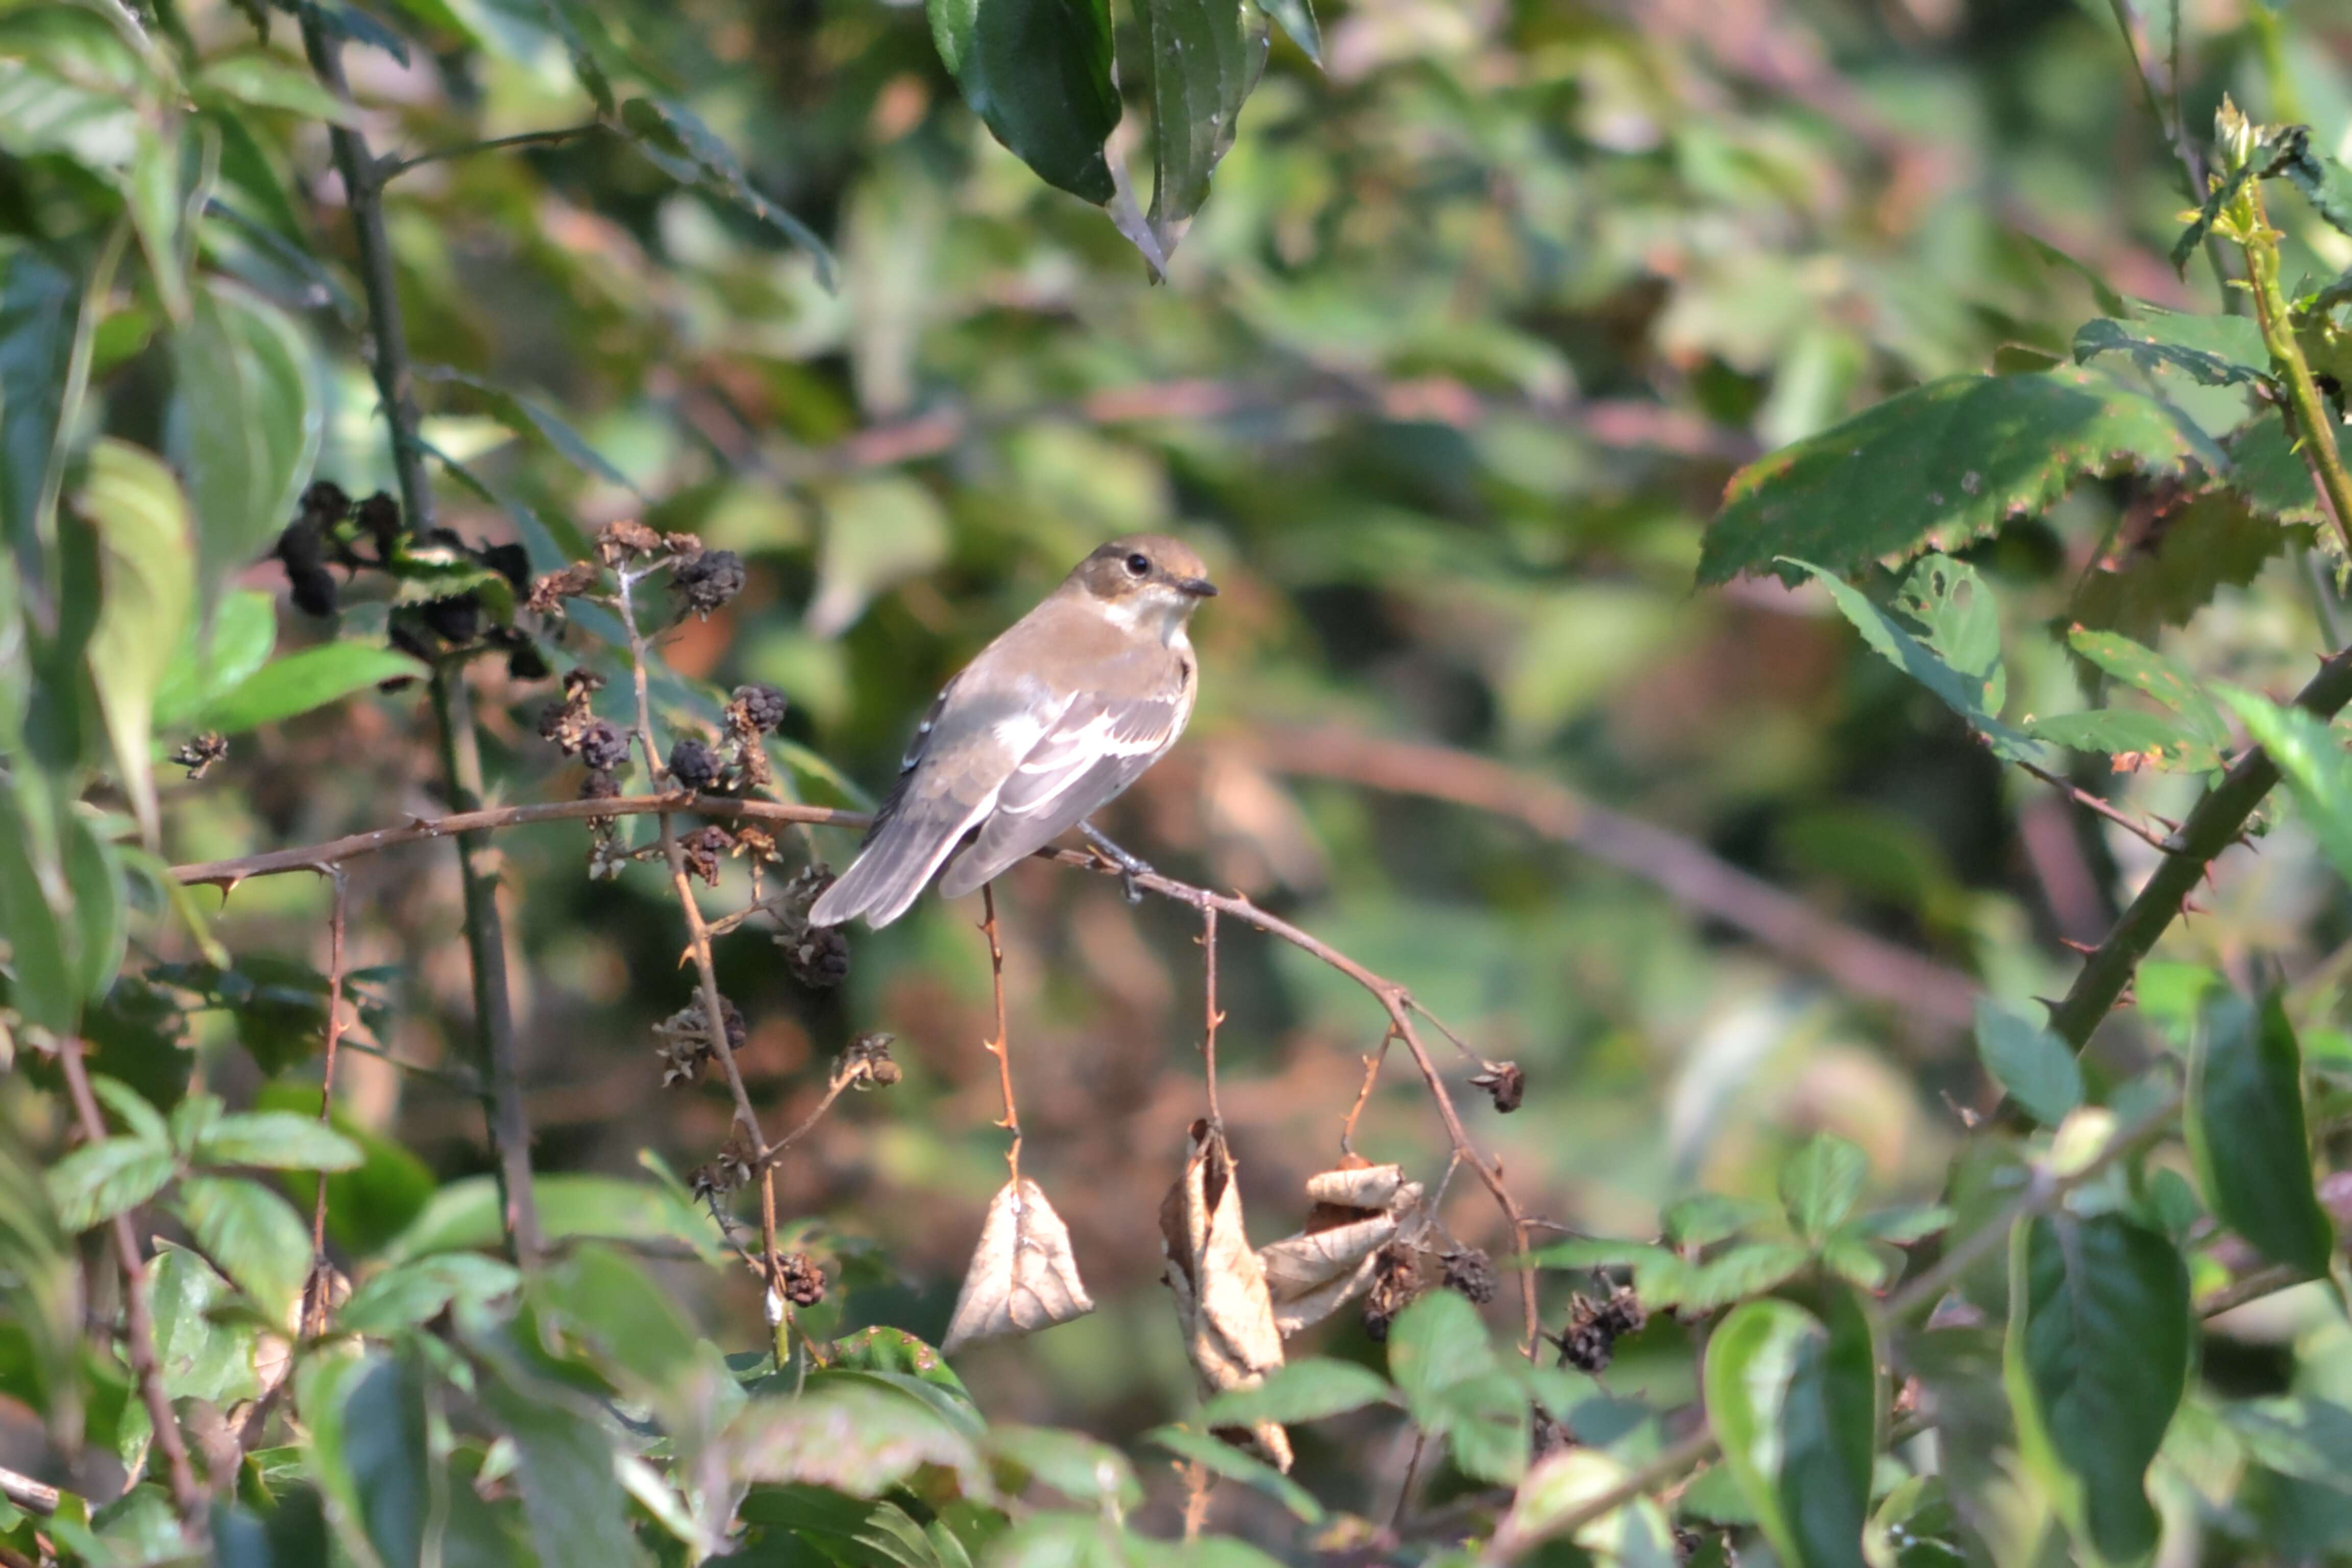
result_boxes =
[934,679,1191,900]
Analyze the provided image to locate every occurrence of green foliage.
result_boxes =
[1703,1288,1880,1568]
[197,642,430,735]
[1973,1001,2084,1128]
[1700,372,2206,586]
[2186,991,2332,1278]
[923,0,1119,205]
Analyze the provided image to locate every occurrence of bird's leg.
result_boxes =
[1080,821,1155,904]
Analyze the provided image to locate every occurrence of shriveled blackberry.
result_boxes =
[480,542,530,588]
[682,824,732,885]
[776,1253,826,1307]
[354,492,402,558]
[507,642,550,681]
[729,683,788,732]
[671,549,745,616]
[668,738,721,791]
[781,923,850,989]
[419,593,481,645]
[1440,1246,1498,1305]
[578,720,630,772]
[289,565,338,618]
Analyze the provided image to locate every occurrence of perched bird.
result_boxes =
[807,534,1218,929]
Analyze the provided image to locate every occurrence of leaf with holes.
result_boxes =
[2071,310,2272,391]
[2003,1211,2189,1563]
[1785,559,2032,758]
[1700,370,2207,585]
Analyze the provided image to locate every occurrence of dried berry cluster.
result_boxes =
[1358,1237,1500,1340]
[690,1132,757,1203]
[1471,1061,1526,1113]
[276,482,548,680]
[842,1031,902,1088]
[171,732,229,779]
[652,994,747,1087]
[773,1252,826,1308]
[771,865,850,989]
[1554,1284,1647,1373]
[679,823,734,886]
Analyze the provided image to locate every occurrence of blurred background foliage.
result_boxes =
[7,0,2352,1555]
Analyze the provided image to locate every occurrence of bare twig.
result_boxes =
[1234,728,1981,1031]
[2014,758,2176,854]
[0,1463,59,1517]
[1199,906,1224,1128]
[978,884,1022,1181]
[2195,1261,2308,1317]
[614,567,784,1291]
[57,1038,204,1537]
[2046,646,2352,1049]
[752,1052,875,1174]
[1339,1028,1396,1156]
[304,871,350,1338]
[301,12,541,1266]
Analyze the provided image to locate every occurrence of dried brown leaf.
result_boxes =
[1161,1121,1291,1469]
[942,1178,1095,1354]
[1258,1162,1423,1335]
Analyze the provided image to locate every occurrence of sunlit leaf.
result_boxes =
[1493,1447,1677,1566]
[193,1111,363,1173]
[178,1174,312,1326]
[2071,310,2271,390]
[923,0,1118,205]
[46,1135,174,1231]
[1779,1133,1867,1244]
[148,1244,262,1406]
[1143,1426,1322,1523]
[299,1351,429,1568]
[1973,999,2083,1128]
[1700,370,2208,585]
[1196,1357,1395,1428]
[1704,1289,1879,1568]
[76,439,193,842]
[169,279,321,611]
[2221,689,2352,883]
[192,51,364,125]
[197,642,427,734]
[1786,559,2032,758]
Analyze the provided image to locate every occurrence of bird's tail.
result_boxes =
[807,795,987,928]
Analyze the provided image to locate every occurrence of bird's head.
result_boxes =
[1069,534,1218,639]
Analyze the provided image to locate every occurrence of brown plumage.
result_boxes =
[807,534,1216,928]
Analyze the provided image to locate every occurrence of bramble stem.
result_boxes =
[305,870,350,1335]
[2241,182,2352,552]
[978,884,1022,1180]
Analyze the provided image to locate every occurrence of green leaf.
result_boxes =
[192,51,364,124]
[725,1382,980,1499]
[1779,1133,1867,1244]
[538,0,617,116]
[1639,1241,1811,1312]
[198,642,427,734]
[168,279,321,612]
[46,1136,174,1231]
[64,811,124,1004]
[76,438,193,842]
[2186,991,2332,1278]
[123,122,190,322]
[2220,689,2352,884]
[1143,1426,1322,1523]
[147,1245,262,1405]
[1139,0,1268,258]
[922,0,1118,205]
[617,97,834,286]
[1387,1290,1527,1485]
[1698,370,2206,586]
[1522,1238,1678,1271]
[0,243,85,564]
[152,588,275,731]
[178,1174,312,1326]
[2070,310,2272,389]
[1493,1448,1677,1566]
[2225,408,2352,528]
[424,368,640,495]
[1854,1204,1953,1244]
[93,1076,170,1145]
[0,779,74,1036]
[337,1252,521,1335]
[384,1173,721,1264]
[193,1111,363,1173]
[300,1351,429,1568]
[1703,1290,1879,1568]
[2068,488,2298,642]
[1258,0,1320,64]
[984,1426,1141,1510]
[1973,999,2084,1127]
[2026,707,2215,773]
[2065,627,2231,752]
[2220,1396,2352,1491]
[1786,559,2032,757]
[477,1348,645,1568]
[1197,1357,1395,1428]
[2003,1211,2190,1564]
[1663,1193,1775,1248]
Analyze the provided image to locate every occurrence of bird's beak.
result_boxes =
[1175,576,1218,599]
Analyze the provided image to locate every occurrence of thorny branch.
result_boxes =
[1198,906,1224,1128]
[303,871,350,1338]
[300,11,541,1264]
[613,566,786,1297]
[57,1037,205,1537]
[2013,757,2176,854]
[978,885,1023,1180]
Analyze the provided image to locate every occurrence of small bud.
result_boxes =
[1471,1062,1525,1113]
[172,732,229,779]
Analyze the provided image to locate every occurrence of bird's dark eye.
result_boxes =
[1124,552,1152,577]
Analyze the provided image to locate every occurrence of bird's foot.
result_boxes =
[1080,822,1155,904]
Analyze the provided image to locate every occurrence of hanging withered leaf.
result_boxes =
[1160,1120,1291,1471]
[942,1177,1095,1354]
[1256,1160,1426,1336]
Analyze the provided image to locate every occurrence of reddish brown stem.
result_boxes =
[1199,906,1224,1127]
[304,871,350,1338]
[978,884,1022,1181]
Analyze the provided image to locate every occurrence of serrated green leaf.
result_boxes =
[2221,1396,2352,1491]
[1972,999,2083,1127]
[1139,0,1268,259]
[1787,559,2033,757]
[178,1174,312,1325]
[198,642,427,734]
[2221,689,2352,884]
[984,1426,1141,1510]
[169,279,321,611]
[93,1076,169,1144]
[1780,1133,1867,1243]
[1664,1193,1774,1248]
[2065,627,2231,749]
[383,1173,720,1264]
[46,1136,174,1231]
[2186,991,2331,1278]
[1387,1291,1528,1483]
[1143,1426,1322,1522]
[2069,488,2299,642]
[1700,370,2205,586]
[2071,310,2272,389]
[1704,1288,1878,1568]
[617,97,834,286]
[77,438,193,842]
[337,1252,521,1335]
[922,0,1117,205]
[1197,1357,1394,1428]
[194,1111,363,1172]
[2026,706,2216,772]
[2226,407,2352,528]
[148,1245,262,1405]
[2003,1211,2189,1564]
[0,243,85,563]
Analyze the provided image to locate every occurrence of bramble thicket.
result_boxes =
[3,0,2352,1564]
